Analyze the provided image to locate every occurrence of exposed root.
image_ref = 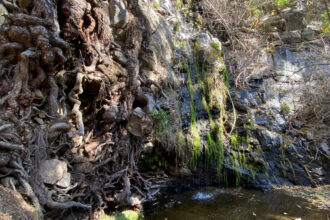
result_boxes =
[18,177,44,219]
[0,0,165,218]
[69,72,85,139]
[0,141,24,151]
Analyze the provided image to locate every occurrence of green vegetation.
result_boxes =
[220,66,230,89]
[153,1,160,9]
[146,153,168,169]
[321,11,330,36]
[151,109,171,138]
[274,0,290,7]
[210,41,222,54]
[280,102,290,116]
[101,210,141,220]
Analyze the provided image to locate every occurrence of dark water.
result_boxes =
[144,187,329,220]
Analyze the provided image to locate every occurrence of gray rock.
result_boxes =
[320,142,330,156]
[261,15,285,31]
[192,33,211,51]
[257,129,281,149]
[139,1,160,33]
[301,28,315,41]
[109,0,128,28]
[126,107,153,137]
[281,31,301,43]
[56,173,71,188]
[282,8,307,31]
[313,167,324,176]
[39,159,68,185]
[305,131,314,141]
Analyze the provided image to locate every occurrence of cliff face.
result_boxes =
[0,0,329,218]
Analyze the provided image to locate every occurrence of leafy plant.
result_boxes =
[275,0,290,7]
[280,102,290,116]
[210,41,222,54]
[151,109,171,138]
[321,11,330,36]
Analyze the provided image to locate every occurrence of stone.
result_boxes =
[305,131,314,141]
[192,33,211,51]
[257,129,281,149]
[282,8,307,31]
[301,28,314,41]
[281,31,301,44]
[320,142,330,156]
[143,142,154,153]
[0,3,7,26]
[261,15,285,32]
[56,173,71,188]
[126,107,153,137]
[169,165,192,177]
[39,159,68,185]
[313,167,324,176]
[109,0,128,28]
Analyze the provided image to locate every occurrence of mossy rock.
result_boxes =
[100,210,141,220]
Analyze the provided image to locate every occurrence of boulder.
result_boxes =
[282,8,307,31]
[301,28,315,41]
[39,159,68,185]
[56,173,71,188]
[281,31,301,43]
[126,107,153,137]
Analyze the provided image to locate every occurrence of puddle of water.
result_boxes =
[144,187,329,220]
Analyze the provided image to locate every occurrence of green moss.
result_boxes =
[280,102,290,116]
[220,66,230,89]
[230,133,239,148]
[204,126,225,178]
[190,123,201,167]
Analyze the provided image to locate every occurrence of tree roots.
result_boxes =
[0,0,165,218]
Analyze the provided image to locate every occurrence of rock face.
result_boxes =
[134,0,329,189]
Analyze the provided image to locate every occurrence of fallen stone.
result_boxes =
[56,173,71,188]
[301,28,314,41]
[281,31,301,44]
[126,107,153,137]
[39,159,68,185]
[282,8,307,31]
